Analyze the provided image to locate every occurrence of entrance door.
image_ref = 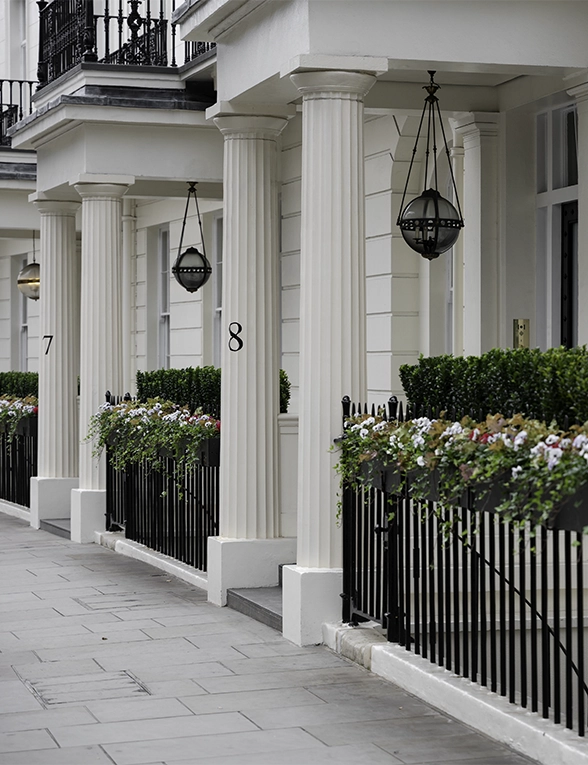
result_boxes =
[561,201,578,348]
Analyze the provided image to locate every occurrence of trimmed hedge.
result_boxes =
[136,366,291,418]
[399,347,588,426]
[0,372,38,398]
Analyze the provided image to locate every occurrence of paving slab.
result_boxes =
[0,511,539,765]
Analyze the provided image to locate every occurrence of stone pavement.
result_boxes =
[0,512,539,765]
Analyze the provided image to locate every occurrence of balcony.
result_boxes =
[0,80,35,147]
[37,0,216,89]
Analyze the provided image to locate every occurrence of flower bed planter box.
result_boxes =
[198,437,220,467]
[15,417,37,437]
[357,464,588,533]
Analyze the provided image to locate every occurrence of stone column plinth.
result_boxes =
[71,181,130,543]
[207,114,295,605]
[30,199,81,529]
[454,112,500,355]
[283,70,375,645]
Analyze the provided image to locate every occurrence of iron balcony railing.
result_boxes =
[341,397,588,738]
[0,80,35,147]
[37,0,216,88]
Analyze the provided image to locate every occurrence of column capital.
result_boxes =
[290,70,376,100]
[32,198,80,216]
[213,115,290,140]
[453,111,500,140]
[73,182,131,201]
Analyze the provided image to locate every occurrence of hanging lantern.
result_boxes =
[172,182,212,293]
[397,71,464,260]
[17,231,40,300]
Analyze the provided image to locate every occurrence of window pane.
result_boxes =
[566,109,578,187]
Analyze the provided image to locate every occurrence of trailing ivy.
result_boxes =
[136,366,291,417]
[400,347,588,427]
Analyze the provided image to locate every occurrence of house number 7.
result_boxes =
[43,335,54,355]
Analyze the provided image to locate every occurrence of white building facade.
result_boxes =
[0,0,587,649]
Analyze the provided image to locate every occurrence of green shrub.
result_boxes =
[0,372,38,398]
[136,366,291,417]
[399,347,588,426]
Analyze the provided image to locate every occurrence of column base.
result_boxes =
[207,537,297,607]
[282,565,343,646]
[70,488,106,543]
[30,477,79,529]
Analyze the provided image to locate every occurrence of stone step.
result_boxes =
[226,586,282,632]
[39,518,71,539]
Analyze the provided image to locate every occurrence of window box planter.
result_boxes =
[198,437,220,467]
[15,417,37,437]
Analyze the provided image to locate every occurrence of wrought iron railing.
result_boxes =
[0,419,38,507]
[37,0,216,88]
[104,390,220,573]
[0,80,35,146]
[341,397,588,737]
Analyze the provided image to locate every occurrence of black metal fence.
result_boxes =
[341,398,588,737]
[0,419,38,507]
[37,0,216,87]
[105,436,220,573]
[0,80,35,146]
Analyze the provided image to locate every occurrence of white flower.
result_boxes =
[417,455,426,467]
[511,465,523,478]
[373,422,386,432]
[545,434,559,445]
[513,431,527,450]
[363,417,375,427]
[359,428,369,439]
[412,434,425,448]
[441,422,463,439]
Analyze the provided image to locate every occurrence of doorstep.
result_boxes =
[226,586,282,631]
[39,517,71,538]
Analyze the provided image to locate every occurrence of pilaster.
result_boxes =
[567,81,588,345]
[454,112,500,355]
[285,69,375,644]
[450,135,465,357]
[30,199,81,529]
[71,181,131,542]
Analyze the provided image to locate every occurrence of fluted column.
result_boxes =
[71,181,130,542]
[454,112,500,355]
[282,70,374,645]
[214,115,285,538]
[295,70,372,567]
[207,114,295,605]
[29,199,81,530]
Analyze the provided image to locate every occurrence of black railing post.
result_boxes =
[82,0,98,61]
[36,0,48,87]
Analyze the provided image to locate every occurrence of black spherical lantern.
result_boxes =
[17,261,40,300]
[399,189,462,260]
[397,72,464,260]
[17,231,40,300]
[172,182,212,293]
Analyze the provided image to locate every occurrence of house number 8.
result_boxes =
[228,322,244,352]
